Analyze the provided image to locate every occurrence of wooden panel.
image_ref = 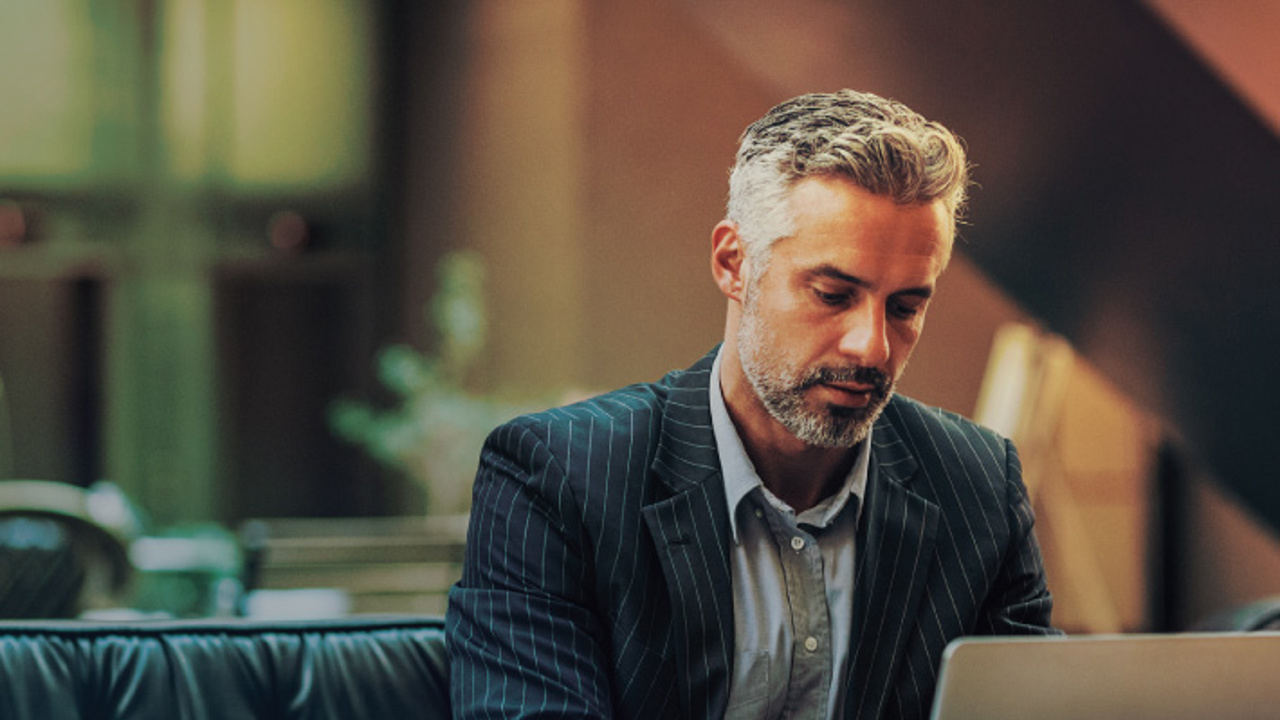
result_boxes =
[241,515,467,616]
[976,323,1160,633]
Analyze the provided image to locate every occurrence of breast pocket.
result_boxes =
[725,650,772,718]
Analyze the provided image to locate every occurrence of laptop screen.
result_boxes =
[930,632,1280,720]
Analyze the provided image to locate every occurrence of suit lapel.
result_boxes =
[641,351,734,720]
[638,357,943,719]
[845,407,940,720]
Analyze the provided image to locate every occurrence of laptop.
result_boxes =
[929,632,1280,720]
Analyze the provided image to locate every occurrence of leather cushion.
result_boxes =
[0,615,448,719]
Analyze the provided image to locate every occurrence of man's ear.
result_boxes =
[711,220,748,301]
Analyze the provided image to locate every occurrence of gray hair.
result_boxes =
[726,89,970,270]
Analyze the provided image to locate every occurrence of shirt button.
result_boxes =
[754,507,764,519]
[790,536,805,551]
[804,636,819,652]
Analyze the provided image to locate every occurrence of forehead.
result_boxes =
[775,176,953,276]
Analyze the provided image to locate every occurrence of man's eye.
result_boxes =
[814,289,849,306]
[889,301,923,319]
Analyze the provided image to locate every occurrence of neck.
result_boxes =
[750,440,858,513]
[719,341,859,513]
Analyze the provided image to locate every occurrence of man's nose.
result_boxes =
[837,304,890,367]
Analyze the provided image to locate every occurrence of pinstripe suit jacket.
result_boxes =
[447,349,1056,719]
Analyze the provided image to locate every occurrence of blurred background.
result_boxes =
[2,0,1279,632]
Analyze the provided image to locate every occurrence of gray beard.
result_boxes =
[737,300,893,448]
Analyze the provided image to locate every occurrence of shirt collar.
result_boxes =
[708,348,871,544]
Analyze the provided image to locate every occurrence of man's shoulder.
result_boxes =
[875,395,1027,514]
[879,393,1011,460]
[533,381,674,427]
[490,350,716,448]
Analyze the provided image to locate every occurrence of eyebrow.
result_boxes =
[807,264,936,300]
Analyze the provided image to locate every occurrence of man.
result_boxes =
[447,89,1057,720]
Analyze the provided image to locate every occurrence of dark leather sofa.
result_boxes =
[0,615,449,719]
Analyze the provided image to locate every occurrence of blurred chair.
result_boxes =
[127,525,243,618]
[1192,596,1280,632]
[0,480,135,618]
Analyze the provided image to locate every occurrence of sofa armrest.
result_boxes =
[0,615,449,719]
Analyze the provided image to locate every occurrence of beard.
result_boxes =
[737,290,895,448]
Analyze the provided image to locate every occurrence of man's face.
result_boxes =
[736,176,952,448]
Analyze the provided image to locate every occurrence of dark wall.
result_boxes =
[890,1,1280,530]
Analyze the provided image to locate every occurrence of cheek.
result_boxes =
[891,320,925,357]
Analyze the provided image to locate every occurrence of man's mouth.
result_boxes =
[818,382,876,407]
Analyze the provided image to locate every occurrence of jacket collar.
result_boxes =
[651,348,722,494]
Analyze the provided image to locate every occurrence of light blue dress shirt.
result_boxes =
[710,351,870,719]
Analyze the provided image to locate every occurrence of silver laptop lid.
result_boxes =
[930,632,1280,720]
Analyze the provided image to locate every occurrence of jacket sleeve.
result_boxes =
[446,419,615,718]
[975,438,1061,636]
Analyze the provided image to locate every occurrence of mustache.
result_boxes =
[798,365,892,395]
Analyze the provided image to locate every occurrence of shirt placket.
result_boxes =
[761,503,833,720]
